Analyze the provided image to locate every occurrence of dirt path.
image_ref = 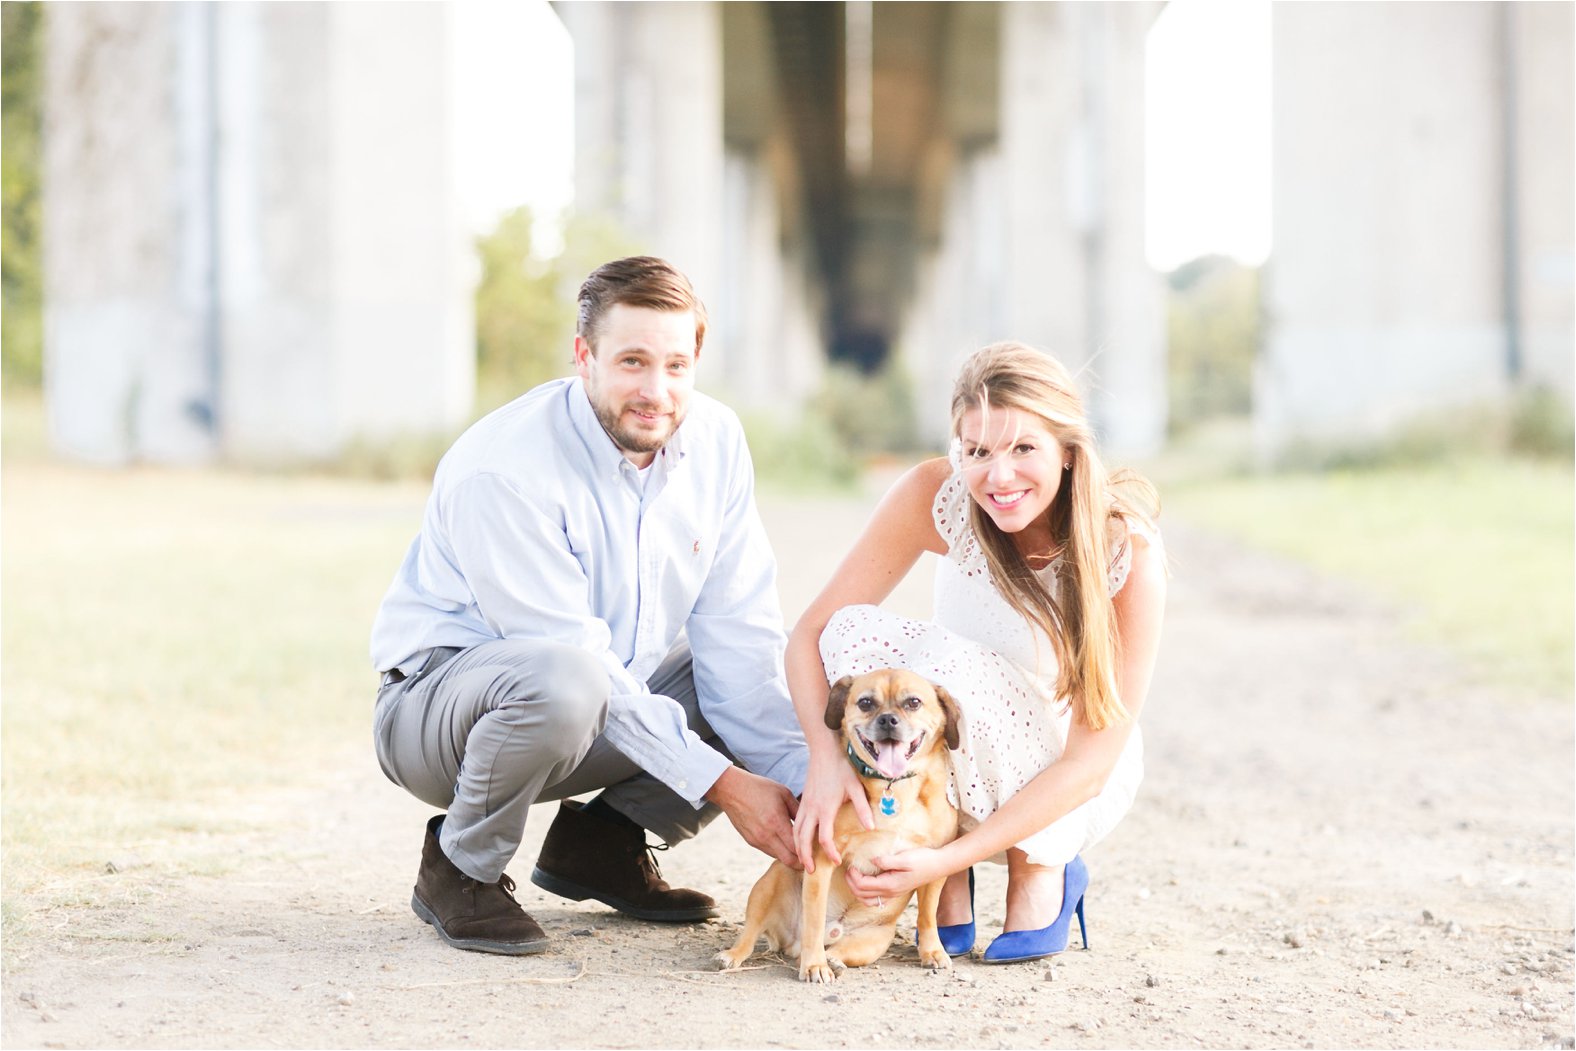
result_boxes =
[4,497,1572,1049]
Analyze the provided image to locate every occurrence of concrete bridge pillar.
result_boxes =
[556,0,826,412]
[902,2,1163,457]
[1261,2,1573,461]
[1000,1,1163,457]
[555,1,726,330]
[43,4,217,465]
[42,1,471,466]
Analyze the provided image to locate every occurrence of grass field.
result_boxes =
[1,438,429,949]
[1163,457,1574,699]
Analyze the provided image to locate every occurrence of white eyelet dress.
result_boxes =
[819,471,1154,866]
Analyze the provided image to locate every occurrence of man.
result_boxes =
[370,256,806,955]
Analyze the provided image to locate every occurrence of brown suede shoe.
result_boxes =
[410,815,549,955]
[529,800,718,922]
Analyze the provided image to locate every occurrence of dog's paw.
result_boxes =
[919,947,953,971]
[714,950,744,971]
[799,960,839,984]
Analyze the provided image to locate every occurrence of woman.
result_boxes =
[787,341,1166,964]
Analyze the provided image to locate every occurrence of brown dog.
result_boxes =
[715,669,961,982]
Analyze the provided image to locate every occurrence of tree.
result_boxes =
[1165,254,1259,432]
[473,206,571,410]
[2,1,44,390]
[472,206,640,412]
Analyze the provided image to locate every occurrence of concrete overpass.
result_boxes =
[555,0,1165,454]
[38,1,1571,467]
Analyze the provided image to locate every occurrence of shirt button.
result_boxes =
[677,780,688,791]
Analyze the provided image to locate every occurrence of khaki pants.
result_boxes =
[373,638,721,883]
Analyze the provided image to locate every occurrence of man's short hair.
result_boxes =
[576,256,708,353]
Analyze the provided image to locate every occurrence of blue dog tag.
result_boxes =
[880,792,898,817]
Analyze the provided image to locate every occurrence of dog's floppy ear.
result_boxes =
[824,675,855,731]
[934,683,962,751]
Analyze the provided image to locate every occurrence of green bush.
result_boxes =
[473,207,575,412]
[2,2,44,391]
[814,361,920,457]
[472,207,642,414]
[333,430,455,482]
[1509,385,1575,461]
[1165,255,1259,434]
[740,407,860,493]
[1277,387,1575,471]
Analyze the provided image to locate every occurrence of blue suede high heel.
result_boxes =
[981,855,1089,964]
[934,868,976,957]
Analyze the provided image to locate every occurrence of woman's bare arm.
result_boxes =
[785,458,951,869]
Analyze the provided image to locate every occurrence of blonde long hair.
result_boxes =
[950,342,1158,731]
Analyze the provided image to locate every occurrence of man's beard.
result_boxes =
[592,398,679,456]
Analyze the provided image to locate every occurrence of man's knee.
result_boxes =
[476,641,611,741]
[531,643,611,736]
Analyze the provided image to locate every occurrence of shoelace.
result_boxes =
[639,841,670,880]
[463,872,520,901]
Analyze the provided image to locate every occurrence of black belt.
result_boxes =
[379,646,463,691]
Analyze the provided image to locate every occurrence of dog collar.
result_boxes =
[845,742,917,785]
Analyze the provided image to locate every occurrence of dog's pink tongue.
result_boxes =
[873,741,909,780]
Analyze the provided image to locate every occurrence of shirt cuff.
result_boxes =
[756,750,808,798]
[600,691,734,807]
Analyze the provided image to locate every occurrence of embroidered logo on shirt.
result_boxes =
[693,539,701,554]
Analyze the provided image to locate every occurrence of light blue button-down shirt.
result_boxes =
[370,377,807,806]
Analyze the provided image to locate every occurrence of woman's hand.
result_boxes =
[782,461,952,871]
[793,758,873,872]
[844,846,955,906]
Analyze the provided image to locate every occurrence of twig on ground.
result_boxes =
[689,964,775,974]
[1479,924,1575,934]
[82,948,181,965]
[578,962,786,986]
[398,961,588,989]
[666,964,778,984]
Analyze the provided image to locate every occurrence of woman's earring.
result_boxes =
[1063,462,1071,471]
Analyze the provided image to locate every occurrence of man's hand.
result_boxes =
[704,766,801,869]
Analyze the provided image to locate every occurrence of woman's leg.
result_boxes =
[937,868,973,925]
[1002,848,1066,932]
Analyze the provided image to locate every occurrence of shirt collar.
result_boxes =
[665,411,689,463]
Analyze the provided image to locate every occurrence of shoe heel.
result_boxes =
[411,890,439,929]
[529,866,588,902]
[982,855,1089,965]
